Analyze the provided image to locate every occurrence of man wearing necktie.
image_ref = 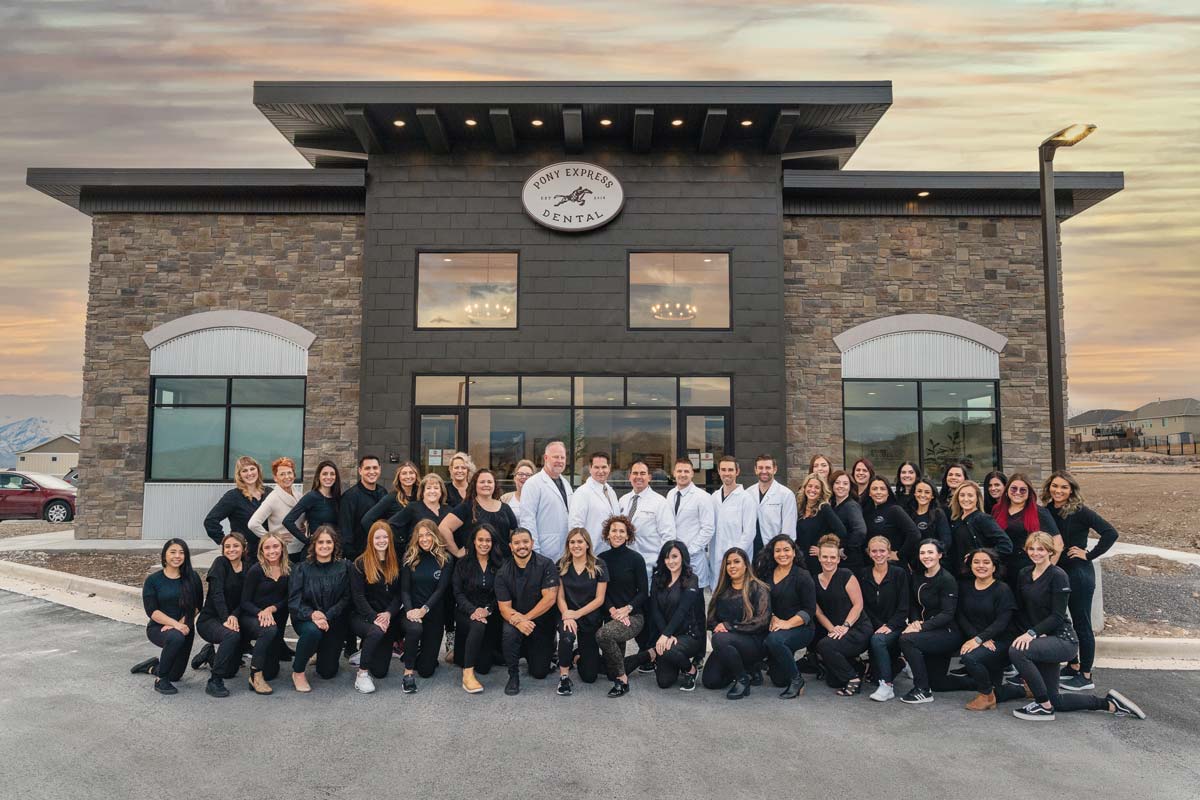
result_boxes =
[567,451,621,554]
[666,457,716,589]
[618,460,676,580]
[517,441,574,561]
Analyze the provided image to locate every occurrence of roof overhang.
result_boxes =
[252,80,892,168]
[783,170,1123,218]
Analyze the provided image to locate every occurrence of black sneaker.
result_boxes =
[748,669,763,687]
[607,680,629,698]
[402,675,417,694]
[1060,674,1096,692]
[1106,690,1146,720]
[1059,663,1079,679]
[154,679,178,695]
[726,674,751,700]
[948,665,969,678]
[504,670,520,696]
[206,677,229,698]
[557,676,573,696]
[191,643,214,671]
[679,672,696,692]
[130,657,158,675]
[1013,701,1055,721]
[636,662,656,674]
[900,687,933,704]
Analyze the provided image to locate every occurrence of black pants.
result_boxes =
[352,615,404,679]
[196,615,244,680]
[764,626,815,687]
[1066,563,1098,672]
[239,611,287,680]
[455,611,502,674]
[292,617,348,679]
[501,616,556,679]
[402,608,446,678]
[1009,635,1108,712]
[558,620,602,683]
[655,635,704,689]
[145,621,195,682]
[900,627,961,692]
[702,631,766,689]
[925,640,1014,696]
[812,622,871,688]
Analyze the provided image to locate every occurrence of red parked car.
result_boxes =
[0,471,76,523]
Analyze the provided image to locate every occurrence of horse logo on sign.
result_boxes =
[553,187,593,207]
[522,162,624,232]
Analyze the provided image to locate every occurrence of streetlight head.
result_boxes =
[1043,123,1096,148]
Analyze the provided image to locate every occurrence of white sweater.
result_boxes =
[249,484,302,553]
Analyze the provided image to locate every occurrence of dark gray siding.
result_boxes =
[360,146,787,477]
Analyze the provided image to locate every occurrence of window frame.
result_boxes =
[626,249,734,332]
[414,249,521,331]
[145,375,307,483]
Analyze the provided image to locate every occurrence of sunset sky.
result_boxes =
[2,0,1196,412]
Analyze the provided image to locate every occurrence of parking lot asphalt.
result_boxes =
[2,589,1198,800]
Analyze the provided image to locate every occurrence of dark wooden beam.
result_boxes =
[416,107,450,154]
[292,134,369,161]
[343,105,384,154]
[489,107,515,152]
[562,107,583,153]
[765,108,802,154]
[698,107,727,153]
[632,108,654,153]
[781,133,859,161]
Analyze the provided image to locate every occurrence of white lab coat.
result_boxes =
[708,484,758,586]
[665,483,716,588]
[517,469,573,562]
[619,487,676,580]
[567,477,621,554]
[755,480,799,545]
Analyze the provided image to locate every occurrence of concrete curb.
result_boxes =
[1096,636,1200,661]
[0,559,142,607]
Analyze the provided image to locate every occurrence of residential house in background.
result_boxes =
[15,434,81,475]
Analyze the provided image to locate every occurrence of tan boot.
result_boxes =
[249,670,273,695]
[292,671,312,693]
[462,667,483,694]
[965,691,996,711]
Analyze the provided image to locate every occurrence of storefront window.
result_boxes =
[416,252,518,329]
[628,253,731,329]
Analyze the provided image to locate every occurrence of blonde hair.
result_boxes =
[358,521,400,584]
[449,451,476,474]
[949,481,983,521]
[404,519,449,569]
[418,473,447,506]
[1040,470,1084,516]
[257,532,291,576]
[866,535,891,552]
[558,527,600,578]
[233,455,265,498]
[797,473,832,518]
[1024,530,1059,557]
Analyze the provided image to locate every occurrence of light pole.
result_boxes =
[1039,123,1096,472]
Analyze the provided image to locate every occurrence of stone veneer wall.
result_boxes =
[782,216,1068,480]
[78,213,364,539]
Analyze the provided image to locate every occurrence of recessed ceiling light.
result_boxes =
[703,258,712,263]
[600,118,612,127]
[917,191,930,197]
[465,118,477,127]
[393,119,406,128]
[671,119,684,127]
[443,257,453,262]
[867,391,877,396]
[740,119,753,127]
[531,119,543,127]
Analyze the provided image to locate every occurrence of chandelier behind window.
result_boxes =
[650,256,697,322]
[462,256,514,322]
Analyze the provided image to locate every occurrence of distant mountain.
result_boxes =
[0,395,81,468]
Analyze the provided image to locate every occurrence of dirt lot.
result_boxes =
[1074,471,1200,553]
[0,521,75,540]
[1100,554,1200,638]
[1,550,172,588]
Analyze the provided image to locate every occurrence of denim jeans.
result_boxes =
[764,626,815,686]
[868,628,902,683]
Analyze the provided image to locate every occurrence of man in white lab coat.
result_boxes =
[567,451,621,554]
[709,455,758,585]
[665,457,715,589]
[618,460,676,580]
[517,441,573,562]
[753,454,798,556]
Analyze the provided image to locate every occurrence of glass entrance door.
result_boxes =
[681,411,729,490]
[416,410,461,479]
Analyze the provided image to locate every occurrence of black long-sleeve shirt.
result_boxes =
[288,558,350,623]
[1017,565,1074,638]
[387,502,449,553]
[796,503,850,574]
[239,563,288,617]
[349,560,403,621]
[995,503,1059,576]
[949,509,1013,568]
[142,569,204,621]
[908,505,952,554]
[857,563,910,631]
[339,482,387,558]
[448,500,518,559]
[283,490,339,547]
[832,497,868,572]
[453,556,500,616]
[1049,503,1119,568]
[765,564,816,626]
[911,568,958,631]
[707,581,769,635]
[864,502,921,565]
[203,488,264,547]
[598,544,648,617]
[956,579,1018,643]
[401,551,453,612]
[362,491,405,534]
[199,555,246,622]
[649,573,704,640]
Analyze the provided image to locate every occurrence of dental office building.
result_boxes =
[26,81,1122,539]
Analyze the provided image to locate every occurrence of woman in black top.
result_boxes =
[453,523,503,693]
[898,539,959,704]
[446,451,475,508]
[981,470,1008,515]
[1009,532,1145,721]
[361,461,421,533]
[808,453,832,486]
[288,525,351,692]
[703,547,770,699]
[1043,470,1120,691]
[387,473,450,555]
[849,458,875,503]
[239,532,290,695]
[894,461,921,513]
[399,519,453,690]
[554,528,609,696]
[195,532,248,697]
[992,472,1061,590]
[349,521,404,694]
[753,534,816,699]
[948,481,1012,569]
[596,515,648,697]
[644,540,705,690]
[203,455,265,551]
[829,470,868,572]
[907,479,952,567]
[863,477,921,566]
[133,538,204,695]
[440,468,518,560]
[283,460,342,551]
[937,463,969,511]
[858,535,909,702]
[795,473,850,574]
[812,534,872,695]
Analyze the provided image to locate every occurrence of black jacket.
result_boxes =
[283,490,339,547]
[648,572,705,641]
[831,497,868,571]
[203,488,264,547]
[949,510,1012,567]
[453,555,501,616]
[288,559,350,622]
[864,502,921,565]
[911,568,958,631]
[339,482,388,558]
[198,555,246,623]
[857,563,910,631]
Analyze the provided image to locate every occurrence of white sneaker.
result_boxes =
[354,671,375,694]
[348,650,361,667]
[870,682,895,702]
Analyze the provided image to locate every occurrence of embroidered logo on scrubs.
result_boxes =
[433,570,442,580]
[522,161,625,232]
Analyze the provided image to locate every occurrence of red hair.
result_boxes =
[271,456,296,476]
[992,474,1041,534]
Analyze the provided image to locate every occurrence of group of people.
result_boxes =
[133,445,1146,723]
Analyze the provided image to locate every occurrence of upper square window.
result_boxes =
[628,253,730,329]
[417,252,518,329]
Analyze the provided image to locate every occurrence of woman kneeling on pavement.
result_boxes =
[704,547,771,699]
[642,540,705,690]
[194,532,248,697]
[349,521,404,694]
[239,533,290,695]
[288,525,350,692]
[753,534,816,699]
[133,538,205,695]
[812,534,872,696]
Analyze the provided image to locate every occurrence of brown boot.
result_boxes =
[462,667,484,694]
[1023,681,1033,700]
[965,691,996,711]
[249,670,273,695]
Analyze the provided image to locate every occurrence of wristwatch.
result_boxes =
[973,636,983,645]
[1026,629,1037,638]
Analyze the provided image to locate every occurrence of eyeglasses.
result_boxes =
[1009,486,1029,495]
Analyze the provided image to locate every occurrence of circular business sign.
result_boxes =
[521,161,624,232]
